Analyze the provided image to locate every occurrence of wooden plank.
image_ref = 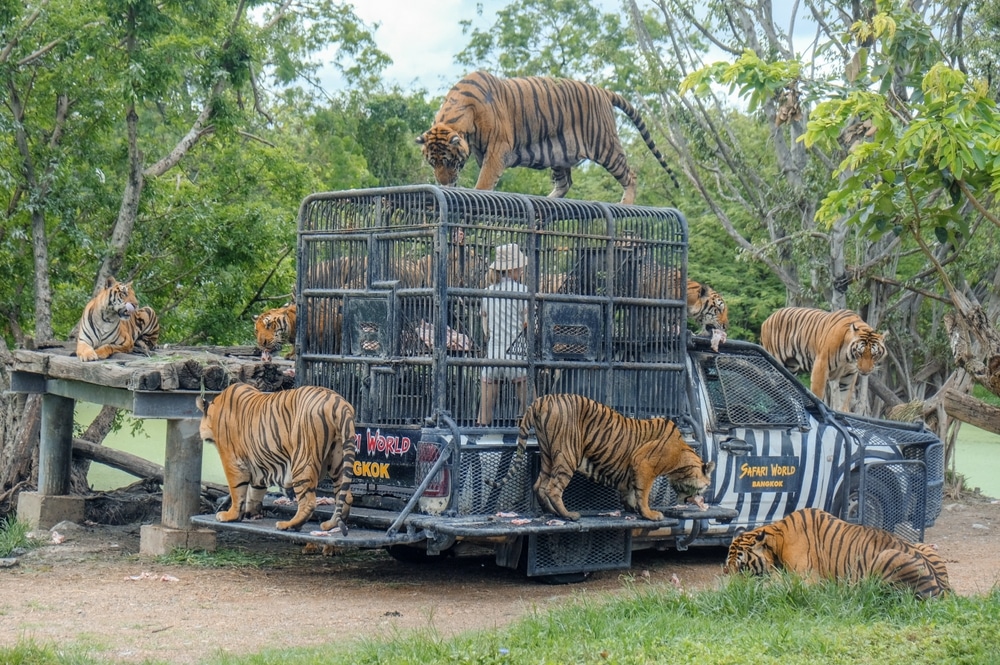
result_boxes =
[12,349,52,374]
[43,354,136,388]
[13,345,275,395]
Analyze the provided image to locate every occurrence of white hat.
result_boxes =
[490,243,527,271]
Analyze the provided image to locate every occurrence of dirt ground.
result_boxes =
[2,495,999,665]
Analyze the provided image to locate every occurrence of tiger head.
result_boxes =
[103,276,138,320]
[847,324,887,375]
[724,529,776,575]
[688,281,729,334]
[194,394,218,444]
[416,124,470,187]
[254,304,296,363]
[665,444,716,509]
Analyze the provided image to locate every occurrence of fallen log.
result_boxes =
[72,438,228,495]
[942,389,1000,437]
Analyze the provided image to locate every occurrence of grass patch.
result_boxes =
[972,384,1000,408]
[4,575,999,664]
[153,547,281,569]
[0,516,41,558]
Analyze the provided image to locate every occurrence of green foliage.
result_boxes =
[681,50,802,115]
[352,90,437,186]
[688,212,783,343]
[154,547,281,569]
[0,0,392,349]
[456,0,642,89]
[804,65,999,249]
[0,516,40,557]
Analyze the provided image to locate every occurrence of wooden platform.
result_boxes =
[10,342,295,554]
[12,342,293,416]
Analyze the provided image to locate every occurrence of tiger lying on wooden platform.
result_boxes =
[76,276,159,362]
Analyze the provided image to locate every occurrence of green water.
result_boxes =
[79,404,1000,498]
[77,403,227,489]
[952,424,1000,498]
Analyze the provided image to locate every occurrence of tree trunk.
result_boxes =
[96,105,144,292]
[0,338,40,516]
[945,296,1000,398]
[69,404,120,494]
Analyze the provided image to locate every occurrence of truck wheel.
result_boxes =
[839,472,900,533]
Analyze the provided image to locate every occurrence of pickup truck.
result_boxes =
[191,186,944,581]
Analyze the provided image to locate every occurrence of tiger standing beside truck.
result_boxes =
[192,186,943,582]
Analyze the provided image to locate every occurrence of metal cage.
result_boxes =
[296,185,690,432]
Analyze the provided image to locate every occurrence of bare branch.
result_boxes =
[143,82,224,178]
[0,4,44,64]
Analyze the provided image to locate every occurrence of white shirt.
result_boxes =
[482,275,528,361]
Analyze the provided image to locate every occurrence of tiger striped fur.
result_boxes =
[637,265,728,351]
[725,508,950,599]
[195,384,356,534]
[416,71,679,204]
[254,303,296,362]
[760,307,886,410]
[75,276,159,362]
[487,394,715,521]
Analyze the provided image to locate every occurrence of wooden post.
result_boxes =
[38,394,75,495]
[161,418,203,530]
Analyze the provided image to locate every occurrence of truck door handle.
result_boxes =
[720,438,754,455]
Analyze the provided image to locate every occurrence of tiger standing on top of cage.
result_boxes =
[477,243,529,427]
[416,70,679,204]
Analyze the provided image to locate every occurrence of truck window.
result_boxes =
[696,352,811,429]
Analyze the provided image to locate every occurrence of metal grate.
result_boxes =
[453,446,684,518]
[695,351,811,429]
[527,530,632,575]
[844,414,944,529]
[861,460,926,542]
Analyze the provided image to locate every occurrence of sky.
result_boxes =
[331,0,506,96]
[330,0,815,98]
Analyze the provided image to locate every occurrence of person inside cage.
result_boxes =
[477,243,529,426]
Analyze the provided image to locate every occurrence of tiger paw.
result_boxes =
[319,518,348,536]
[77,347,99,362]
[215,510,241,522]
[642,510,665,521]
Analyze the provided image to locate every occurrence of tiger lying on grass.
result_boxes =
[725,507,950,599]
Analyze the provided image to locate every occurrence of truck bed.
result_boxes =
[190,500,737,551]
